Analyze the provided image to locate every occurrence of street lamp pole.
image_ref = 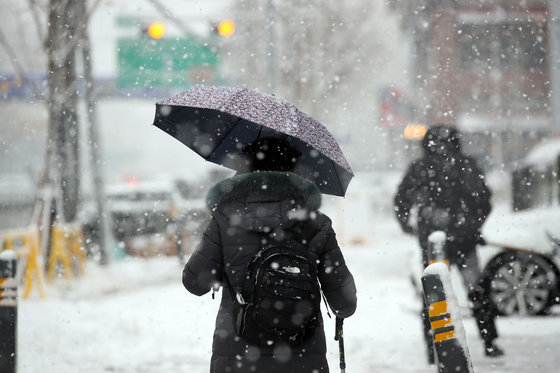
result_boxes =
[551,0,560,131]
[265,0,276,92]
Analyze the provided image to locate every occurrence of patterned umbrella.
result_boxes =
[152,86,353,196]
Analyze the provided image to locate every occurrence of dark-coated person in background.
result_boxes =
[393,124,504,362]
[182,137,357,372]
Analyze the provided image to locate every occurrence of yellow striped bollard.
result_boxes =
[0,249,18,373]
[421,262,473,373]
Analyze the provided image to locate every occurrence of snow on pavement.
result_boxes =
[17,215,560,373]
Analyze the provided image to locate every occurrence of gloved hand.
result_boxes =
[475,234,487,246]
[400,222,415,235]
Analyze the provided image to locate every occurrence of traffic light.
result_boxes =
[147,22,166,39]
[217,19,235,38]
[403,123,428,140]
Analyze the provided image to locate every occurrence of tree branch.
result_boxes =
[146,0,198,36]
[27,0,46,47]
[0,24,42,94]
[58,0,104,62]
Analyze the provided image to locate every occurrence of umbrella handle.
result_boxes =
[335,318,346,372]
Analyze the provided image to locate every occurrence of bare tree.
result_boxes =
[43,0,111,264]
[225,1,390,112]
[0,0,110,263]
[222,0,405,169]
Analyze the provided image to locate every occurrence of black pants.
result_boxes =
[419,237,498,356]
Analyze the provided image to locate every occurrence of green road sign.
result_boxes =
[117,36,219,89]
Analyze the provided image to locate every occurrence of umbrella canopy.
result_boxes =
[152,86,353,196]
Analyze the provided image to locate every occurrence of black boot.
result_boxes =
[484,341,504,357]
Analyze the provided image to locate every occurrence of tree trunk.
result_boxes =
[45,0,82,224]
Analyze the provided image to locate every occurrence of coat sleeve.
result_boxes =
[472,160,492,218]
[393,162,420,229]
[312,216,357,319]
[182,214,224,296]
[463,158,492,229]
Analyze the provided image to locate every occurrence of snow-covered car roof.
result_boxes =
[106,180,176,213]
[483,206,560,254]
[519,137,560,171]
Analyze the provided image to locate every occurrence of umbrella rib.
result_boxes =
[207,116,244,161]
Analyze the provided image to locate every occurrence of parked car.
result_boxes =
[106,179,182,257]
[106,175,211,258]
[480,137,560,316]
[482,208,560,316]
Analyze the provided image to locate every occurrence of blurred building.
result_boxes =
[389,0,553,168]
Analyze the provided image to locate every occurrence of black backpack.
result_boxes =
[225,225,322,346]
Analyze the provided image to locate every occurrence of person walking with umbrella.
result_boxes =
[153,86,357,372]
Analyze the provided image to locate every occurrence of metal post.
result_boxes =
[265,0,276,92]
[0,250,18,373]
[81,6,112,265]
[550,0,560,131]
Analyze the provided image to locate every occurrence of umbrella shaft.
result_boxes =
[339,338,346,371]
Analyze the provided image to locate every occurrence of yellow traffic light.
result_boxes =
[217,19,235,38]
[403,123,428,140]
[147,22,166,39]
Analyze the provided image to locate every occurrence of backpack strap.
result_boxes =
[291,218,334,319]
[290,218,321,246]
[223,269,248,304]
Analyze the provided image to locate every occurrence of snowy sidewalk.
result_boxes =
[18,220,560,372]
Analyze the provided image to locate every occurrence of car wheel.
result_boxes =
[483,251,557,316]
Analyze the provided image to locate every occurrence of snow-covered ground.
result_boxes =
[17,178,560,373]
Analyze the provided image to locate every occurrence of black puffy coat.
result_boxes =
[393,125,492,263]
[183,171,357,373]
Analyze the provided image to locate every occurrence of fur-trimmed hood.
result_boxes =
[206,171,321,211]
